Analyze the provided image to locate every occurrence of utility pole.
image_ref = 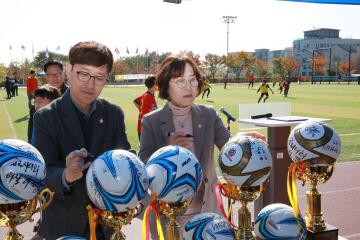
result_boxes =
[222,16,237,77]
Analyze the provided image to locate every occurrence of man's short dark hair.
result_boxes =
[44,60,63,73]
[30,70,35,74]
[69,41,113,73]
[34,84,61,101]
[144,76,156,89]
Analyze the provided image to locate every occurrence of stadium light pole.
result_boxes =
[222,16,237,76]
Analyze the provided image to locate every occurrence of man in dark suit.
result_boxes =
[33,41,131,239]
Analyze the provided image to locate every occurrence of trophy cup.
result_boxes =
[158,200,191,239]
[287,121,341,239]
[87,204,142,240]
[216,135,272,240]
[0,188,54,240]
[144,145,204,240]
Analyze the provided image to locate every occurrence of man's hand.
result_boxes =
[64,148,91,184]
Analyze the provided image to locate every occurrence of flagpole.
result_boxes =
[9,43,12,63]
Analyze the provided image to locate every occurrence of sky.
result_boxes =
[0,0,359,65]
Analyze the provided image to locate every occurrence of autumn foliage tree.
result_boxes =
[255,59,270,77]
[203,54,225,81]
[227,51,255,79]
[282,56,300,78]
[311,54,327,75]
[339,61,356,75]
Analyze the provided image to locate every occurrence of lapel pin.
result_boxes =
[198,124,202,128]
[99,118,104,124]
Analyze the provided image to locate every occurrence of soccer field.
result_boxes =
[1,82,359,163]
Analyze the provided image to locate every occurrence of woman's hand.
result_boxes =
[168,132,192,149]
[235,131,268,146]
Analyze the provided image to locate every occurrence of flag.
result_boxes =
[56,45,60,51]
[21,44,26,50]
[115,47,120,55]
[9,44,12,51]
[32,44,35,57]
[136,47,139,54]
[45,47,49,58]
[126,47,130,54]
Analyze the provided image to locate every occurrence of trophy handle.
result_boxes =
[34,188,54,214]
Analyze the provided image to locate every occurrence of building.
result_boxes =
[292,28,360,76]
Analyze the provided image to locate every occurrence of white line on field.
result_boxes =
[340,133,360,136]
[1,99,17,139]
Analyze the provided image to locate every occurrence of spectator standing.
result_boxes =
[4,76,12,99]
[133,76,157,140]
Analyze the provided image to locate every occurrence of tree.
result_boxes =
[281,56,300,78]
[203,54,225,81]
[339,61,356,75]
[33,51,69,69]
[184,51,201,66]
[227,51,255,80]
[311,54,327,76]
[112,60,129,75]
[255,58,270,77]
[0,64,8,85]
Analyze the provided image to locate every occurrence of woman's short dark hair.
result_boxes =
[156,54,204,100]
[44,60,63,72]
[34,84,61,101]
[69,41,113,73]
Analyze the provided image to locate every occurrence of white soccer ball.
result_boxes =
[0,139,46,204]
[183,212,235,240]
[287,120,341,164]
[218,135,272,187]
[56,236,86,240]
[86,150,149,212]
[146,145,203,203]
[255,203,307,240]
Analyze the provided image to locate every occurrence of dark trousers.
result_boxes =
[6,89,12,99]
[248,81,254,89]
[202,89,210,98]
[258,93,269,103]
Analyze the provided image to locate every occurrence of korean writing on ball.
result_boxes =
[10,159,40,176]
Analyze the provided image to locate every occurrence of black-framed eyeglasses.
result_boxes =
[72,67,108,86]
[170,77,199,89]
[45,72,63,79]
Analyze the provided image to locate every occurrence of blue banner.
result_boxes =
[279,0,360,4]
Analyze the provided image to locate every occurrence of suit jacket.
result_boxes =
[139,102,230,216]
[33,90,131,239]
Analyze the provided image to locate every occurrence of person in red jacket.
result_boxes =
[26,70,39,107]
[133,76,157,140]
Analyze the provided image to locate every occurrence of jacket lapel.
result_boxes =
[89,100,105,155]
[192,104,205,160]
[160,103,175,144]
[59,91,86,149]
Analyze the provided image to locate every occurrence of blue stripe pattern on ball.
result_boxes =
[185,216,213,240]
[147,146,199,200]
[92,157,147,212]
[0,142,44,201]
[256,207,305,240]
[98,151,117,178]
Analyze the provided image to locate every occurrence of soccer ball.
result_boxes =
[255,203,307,240]
[86,150,149,212]
[56,236,86,240]
[287,120,341,164]
[218,135,272,187]
[0,139,46,204]
[146,145,203,203]
[183,212,235,240]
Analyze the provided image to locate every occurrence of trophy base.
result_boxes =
[306,223,338,240]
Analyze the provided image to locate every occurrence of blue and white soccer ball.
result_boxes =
[255,203,307,240]
[86,150,149,213]
[0,139,46,204]
[146,145,203,203]
[56,236,86,240]
[183,212,235,240]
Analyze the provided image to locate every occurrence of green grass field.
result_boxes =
[1,82,359,163]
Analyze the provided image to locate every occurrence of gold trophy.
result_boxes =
[217,135,273,240]
[158,200,191,239]
[0,188,54,240]
[87,204,142,240]
[287,121,341,239]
